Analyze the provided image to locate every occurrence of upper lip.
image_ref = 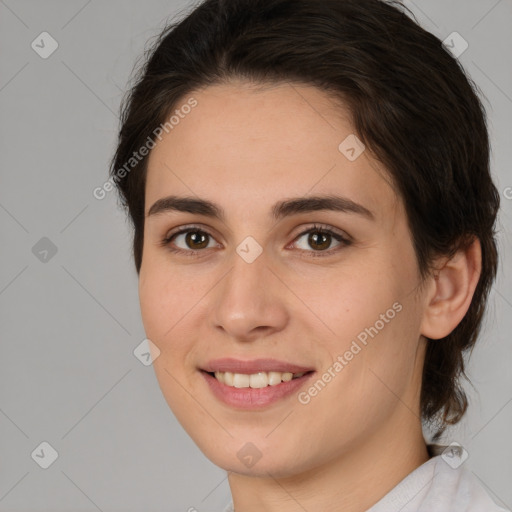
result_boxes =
[201,358,315,374]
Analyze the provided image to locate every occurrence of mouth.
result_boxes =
[199,357,316,408]
[199,369,316,409]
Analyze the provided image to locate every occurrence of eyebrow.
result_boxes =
[147,194,374,222]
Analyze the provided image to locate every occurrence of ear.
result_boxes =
[420,238,482,340]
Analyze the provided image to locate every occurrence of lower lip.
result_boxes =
[201,370,315,409]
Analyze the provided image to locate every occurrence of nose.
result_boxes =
[210,248,289,342]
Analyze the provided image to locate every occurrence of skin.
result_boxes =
[138,80,481,512]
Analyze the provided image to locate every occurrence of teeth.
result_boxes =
[213,371,307,388]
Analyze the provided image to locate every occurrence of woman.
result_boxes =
[109,0,507,510]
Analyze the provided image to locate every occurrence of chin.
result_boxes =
[200,442,310,479]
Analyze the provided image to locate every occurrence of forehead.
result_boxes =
[145,81,398,223]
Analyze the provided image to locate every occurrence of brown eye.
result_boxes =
[292,224,351,256]
[161,227,217,254]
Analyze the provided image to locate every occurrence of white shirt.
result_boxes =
[222,445,509,511]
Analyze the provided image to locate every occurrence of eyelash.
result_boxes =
[160,223,352,258]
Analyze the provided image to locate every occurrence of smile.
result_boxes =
[201,370,315,409]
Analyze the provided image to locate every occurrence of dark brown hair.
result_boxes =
[109,0,500,440]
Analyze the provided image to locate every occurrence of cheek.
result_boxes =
[139,276,168,340]
[342,296,423,413]
[139,256,186,330]
[300,263,404,342]
[138,260,210,382]
[307,259,422,395]
[306,310,422,441]
[138,263,189,359]
[138,269,195,409]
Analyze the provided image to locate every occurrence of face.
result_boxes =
[139,80,429,478]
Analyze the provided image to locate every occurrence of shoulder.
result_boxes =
[368,444,509,512]
[424,447,509,512]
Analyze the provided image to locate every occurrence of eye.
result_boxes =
[290,223,351,256]
[160,225,219,255]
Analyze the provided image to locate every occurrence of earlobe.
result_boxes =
[420,238,482,340]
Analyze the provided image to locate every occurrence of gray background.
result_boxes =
[1,0,511,511]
